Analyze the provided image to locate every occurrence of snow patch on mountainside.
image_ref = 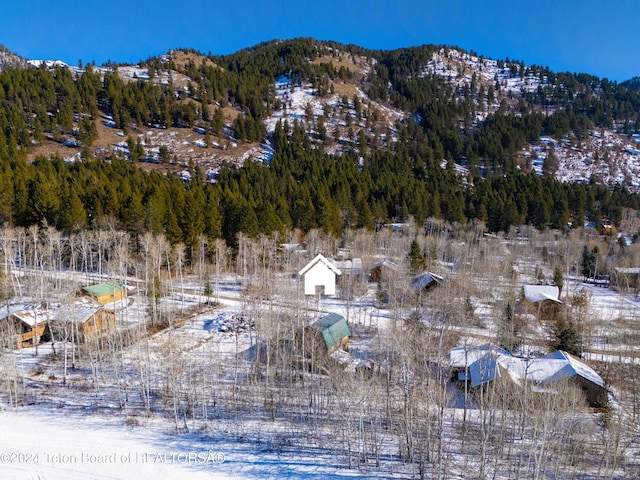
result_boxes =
[423,48,549,95]
[520,130,640,190]
[0,45,28,71]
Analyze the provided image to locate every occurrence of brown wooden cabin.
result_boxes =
[53,304,115,342]
[410,271,445,292]
[0,304,51,348]
[521,284,563,321]
[369,259,399,282]
[81,281,127,305]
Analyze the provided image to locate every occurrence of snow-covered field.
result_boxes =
[0,410,230,480]
[1,405,405,479]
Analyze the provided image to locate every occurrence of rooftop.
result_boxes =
[309,313,350,350]
[82,282,125,298]
[450,344,605,389]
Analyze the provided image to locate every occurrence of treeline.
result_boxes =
[0,62,205,155]
[1,120,636,259]
[0,38,358,153]
[1,38,640,251]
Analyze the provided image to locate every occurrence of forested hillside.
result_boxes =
[1,38,640,248]
[622,76,640,91]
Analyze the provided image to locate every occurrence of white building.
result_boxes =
[298,254,341,296]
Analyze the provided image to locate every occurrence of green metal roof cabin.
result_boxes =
[308,313,350,354]
[81,282,126,305]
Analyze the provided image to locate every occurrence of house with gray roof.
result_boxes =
[450,344,607,407]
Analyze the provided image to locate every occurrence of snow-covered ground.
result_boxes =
[0,286,410,479]
[0,409,230,480]
[0,402,416,480]
[422,48,548,96]
[523,130,640,189]
[264,74,404,156]
[0,403,407,480]
[4,251,640,478]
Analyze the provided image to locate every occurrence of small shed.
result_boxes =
[369,259,399,282]
[298,254,341,296]
[410,271,444,292]
[82,282,127,305]
[0,304,52,348]
[611,267,640,291]
[297,313,351,359]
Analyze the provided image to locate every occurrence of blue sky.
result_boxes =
[1,0,638,81]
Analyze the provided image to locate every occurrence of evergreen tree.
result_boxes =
[542,145,559,178]
[61,187,87,231]
[553,266,564,296]
[498,301,520,353]
[408,239,426,274]
[581,245,600,279]
[77,117,98,147]
[551,320,582,357]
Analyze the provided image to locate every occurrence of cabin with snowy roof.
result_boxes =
[298,254,341,296]
[523,285,562,304]
[521,284,562,320]
[410,271,444,292]
[369,259,399,282]
[0,304,52,348]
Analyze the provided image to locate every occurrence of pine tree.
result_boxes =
[498,301,520,353]
[408,239,426,274]
[181,186,206,259]
[211,108,224,137]
[553,266,564,296]
[61,188,87,231]
[542,145,559,178]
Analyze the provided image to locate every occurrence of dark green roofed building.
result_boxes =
[307,313,350,355]
[81,281,127,305]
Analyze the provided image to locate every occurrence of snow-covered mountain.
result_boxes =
[4,40,640,191]
[0,44,27,71]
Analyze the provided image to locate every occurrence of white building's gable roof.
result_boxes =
[298,254,342,277]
